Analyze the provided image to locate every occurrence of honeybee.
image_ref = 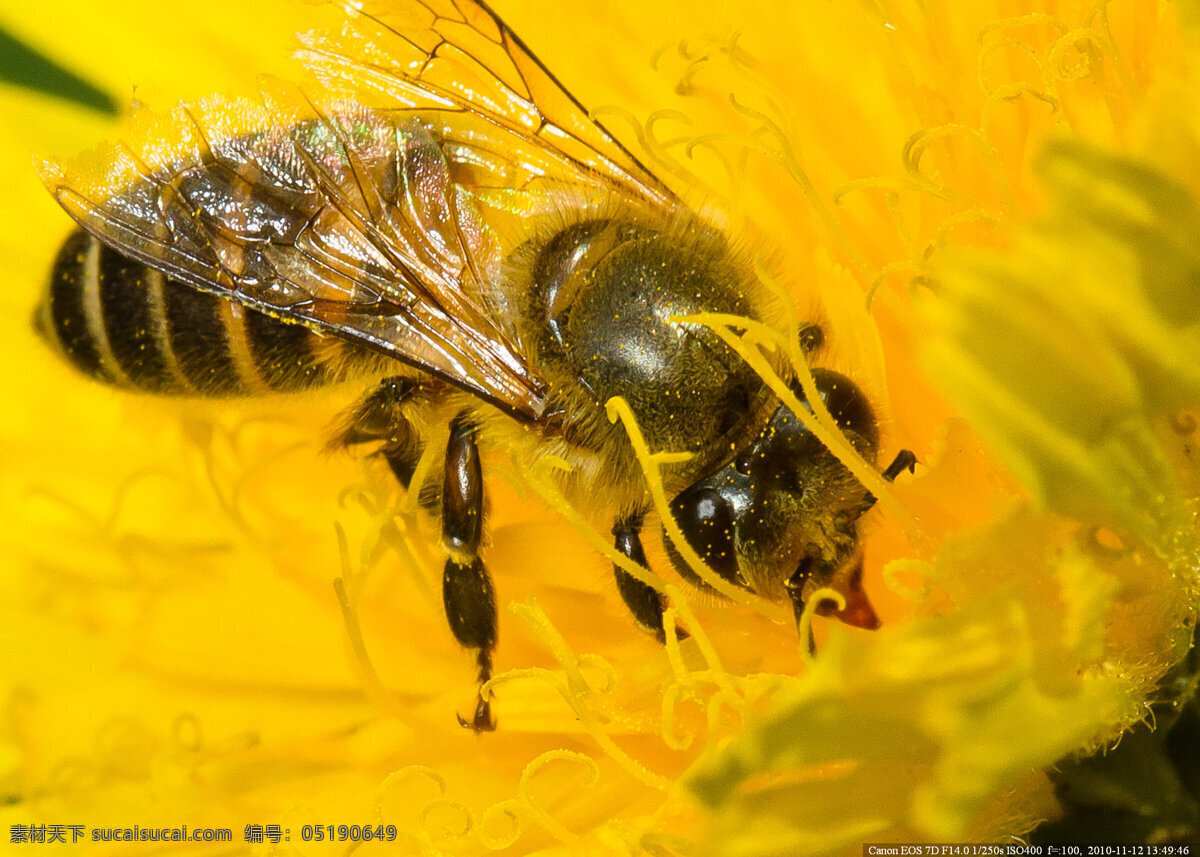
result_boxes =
[36,0,914,731]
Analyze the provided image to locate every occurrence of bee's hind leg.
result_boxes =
[441,413,498,732]
[334,376,426,488]
[612,512,688,644]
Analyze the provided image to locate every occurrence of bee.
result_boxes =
[36,0,914,731]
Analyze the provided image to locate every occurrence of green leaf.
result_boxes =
[0,27,116,114]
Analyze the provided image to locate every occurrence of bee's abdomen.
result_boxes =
[38,230,347,396]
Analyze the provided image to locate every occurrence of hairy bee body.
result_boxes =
[41,206,774,517]
[39,106,778,516]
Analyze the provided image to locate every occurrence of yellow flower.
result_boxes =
[1,1,1197,855]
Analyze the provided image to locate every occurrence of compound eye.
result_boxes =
[810,369,878,450]
[666,486,743,589]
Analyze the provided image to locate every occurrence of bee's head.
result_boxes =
[663,368,883,629]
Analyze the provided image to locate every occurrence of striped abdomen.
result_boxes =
[37,230,371,396]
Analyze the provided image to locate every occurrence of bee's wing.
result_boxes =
[44,92,551,419]
[42,0,680,419]
[299,0,678,208]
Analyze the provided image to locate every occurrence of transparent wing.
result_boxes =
[41,0,681,419]
[299,0,678,207]
[43,92,553,419]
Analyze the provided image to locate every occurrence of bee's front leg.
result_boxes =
[612,512,686,643]
[441,413,498,732]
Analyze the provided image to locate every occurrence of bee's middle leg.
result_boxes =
[441,414,498,732]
